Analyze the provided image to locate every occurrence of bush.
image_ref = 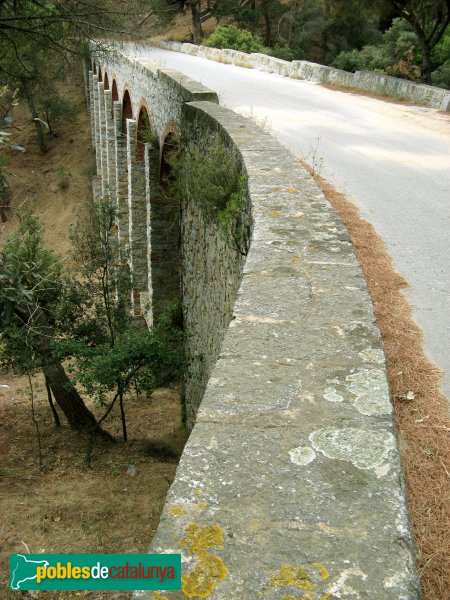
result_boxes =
[333,49,366,72]
[204,25,266,54]
[432,61,450,89]
[268,46,294,61]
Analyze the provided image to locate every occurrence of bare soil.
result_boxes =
[0,372,186,600]
[0,70,188,599]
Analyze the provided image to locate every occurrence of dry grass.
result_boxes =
[320,82,428,107]
[0,372,187,600]
[302,162,450,599]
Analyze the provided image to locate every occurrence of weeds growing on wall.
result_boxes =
[168,141,252,256]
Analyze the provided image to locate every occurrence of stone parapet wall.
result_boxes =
[87,51,421,599]
[160,40,450,111]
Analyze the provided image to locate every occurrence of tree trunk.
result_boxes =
[420,39,432,85]
[42,358,98,431]
[16,303,108,434]
[190,1,204,43]
[262,0,272,47]
[22,80,48,153]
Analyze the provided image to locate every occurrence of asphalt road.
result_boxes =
[127,45,450,400]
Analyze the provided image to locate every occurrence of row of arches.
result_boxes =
[91,60,183,329]
[92,62,155,164]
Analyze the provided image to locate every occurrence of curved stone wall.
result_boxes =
[86,50,421,599]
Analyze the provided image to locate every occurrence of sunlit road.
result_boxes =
[127,45,450,399]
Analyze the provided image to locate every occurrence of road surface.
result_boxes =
[127,45,450,400]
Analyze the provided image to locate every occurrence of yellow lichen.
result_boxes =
[312,563,330,581]
[318,594,331,600]
[152,593,169,600]
[180,523,224,554]
[198,500,208,511]
[291,257,302,264]
[179,523,227,599]
[286,187,300,193]
[270,565,316,592]
[181,567,216,599]
[196,551,227,581]
[194,487,203,497]
[169,505,186,516]
[270,210,282,217]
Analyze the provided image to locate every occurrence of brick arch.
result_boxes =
[160,126,180,183]
[111,79,119,103]
[121,88,133,135]
[136,103,154,163]
[103,71,109,91]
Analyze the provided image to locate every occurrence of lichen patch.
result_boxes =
[289,445,317,466]
[309,427,395,470]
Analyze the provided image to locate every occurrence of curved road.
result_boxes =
[128,45,450,399]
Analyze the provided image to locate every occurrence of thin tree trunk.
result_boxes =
[262,0,272,47]
[16,303,110,436]
[42,358,99,431]
[190,0,204,43]
[45,375,61,427]
[420,39,432,85]
[119,391,127,441]
[22,80,47,153]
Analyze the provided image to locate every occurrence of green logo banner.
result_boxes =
[9,553,181,591]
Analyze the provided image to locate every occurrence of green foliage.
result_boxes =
[39,94,76,135]
[0,208,64,375]
[168,141,252,255]
[0,208,63,321]
[432,61,450,88]
[205,25,267,54]
[0,88,25,215]
[58,308,186,406]
[333,18,422,81]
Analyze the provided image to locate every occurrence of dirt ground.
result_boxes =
[0,70,187,599]
[0,372,186,600]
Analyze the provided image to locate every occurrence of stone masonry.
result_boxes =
[86,48,422,598]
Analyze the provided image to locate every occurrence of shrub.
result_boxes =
[432,61,450,89]
[268,46,294,61]
[204,25,266,54]
[333,49,366,72]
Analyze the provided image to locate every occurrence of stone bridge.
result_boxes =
[85,48,421,598]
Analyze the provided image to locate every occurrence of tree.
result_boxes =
[0,209,101,431]
[0,1,132,151]
[384,0,450,83]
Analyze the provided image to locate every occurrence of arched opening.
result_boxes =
[112,80,119,103]
[151,131,182,322]
[92,62,97,75]
[136,106,152,163]
[104,72,109,91]
[121,89,133,135]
